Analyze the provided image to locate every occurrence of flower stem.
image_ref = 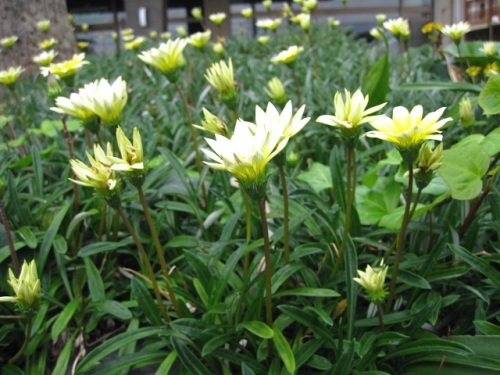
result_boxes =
[137,187,183,317]
[60,115,80,216]
[10,88,28,135]
[278,165,290,264]
[386,164,414,312]
[7,121,27,156]
[257,199,273,328]
[117,206,170,323]
[377,304,385,332]
[174,83,207,205]
[291,68,301,107]
[9,317,31,364]
[0,201,20,276]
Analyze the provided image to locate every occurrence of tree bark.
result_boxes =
[0,0,76,73]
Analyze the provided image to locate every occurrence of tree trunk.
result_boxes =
[0,0,76,73]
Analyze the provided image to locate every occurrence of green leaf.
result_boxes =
[479,75,500,114]
[201,333,235,357]
[296,162,332,193]
[238,321,274,339]
[171,337,211,375]
[474,321,500,335]
[16,227,37,249]
[84,257,105,302]
[273,287,340,298]
[38,201,70,271]
[356,177,400,226]
[66,209,98,239]
[362,52,389,107]
[95,300,132,320]
[0,365,25,375]
[78,239,133,257]
[131,277,163,326]
[398,81,481,93]
[51,298,79,340]
[166,235,199,248]
[384,338,473,359]
[52,333,76,375]
[397,269,432,290]
[439,142,490,200]
[448,244,500,288]
[154,351,177,375]
[272,324,296,374]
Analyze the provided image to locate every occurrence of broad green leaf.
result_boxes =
[356,177,400,226]
[238,321,274,339]
[439,142,490,200]
[272,324,296,374]
[362,52,390,107]
[474,321,500,335]
[84,257,105,302]
[51,298,79,340]
[296,162,332,193]
[479,75,500,114]
[455,128,500,157]
[16,227,37,249]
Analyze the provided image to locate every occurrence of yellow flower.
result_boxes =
[366,105,452,152]
[353,261,388,304]
[138,38,187,82]
[205,59,237,105]
[188,30,212,49]
[0,35,18,48]
[328,17,340,29]
[479,41,496,56]
[303,0,317,12]
[256,18,282,31]
[282,3,294,19]
[209,12,227,26]
[0,260,41,312]
[264,77,287,105]
[317,89,386,140]
[370,27,382,40]
[176,26,187,37]
[262,0,272,11]
[0,66,25,86]
[271,45,304,65]
[37,19,51,32]
[459,97,474,127]
[69,143,118,193]
[296,13,310,31]
[50,86,97,125]
[257,35,270,45]
[375,14,386,26]
[124,36,146,50]
[466,65,481,78]
[213,41,225,56]
[421,21,442,34]
[122,34,134,43]
[81,23,90,32]
[194,108,229,137]
[121,28,134,36]
[383,17,410,41]
[441,21,470,43]
[191,7,203,22]
[77,41,89,50]
[87,76,128,126]
[160,32,171,40]
[149,31,158,40]
[241,7,253,19]
[109,126,144,172]
[484,62,499,76]
[39,38,58,50]
[252,101,310,140]
[41,53,89,80]
[412,142,443,189]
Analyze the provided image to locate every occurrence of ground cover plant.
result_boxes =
[0,9,499,375]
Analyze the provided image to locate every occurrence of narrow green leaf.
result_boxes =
[38,201,70,271]
[171,337,211,375]
[66,209,98,239]
[384,338,473,359]
[0,365,25,375]
[51,298,79,340]
[241,362,256,375]
[273,287,340,298]
[474,321,500,335]
[398,81,481,93]
[397,269,432,289]
[345,236,358,340]
[32,147,43,196]
[166,235,200,248]
[272,325,296,374]
[84,257,105,302]
[155,351,177,375]
[95,300,132,321]
[16,227,37,249]
[51,333,76,375]
[202,333,235,357]
[131,277,163,326]
[448,244,500,288]
[238,321,274,339]
[78,239,133,257]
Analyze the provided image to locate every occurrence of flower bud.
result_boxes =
[0,260,41,313]
[413,142,443,189]
[264,77,287,105]
[353,261,388,304]
[459,97,474,127]
[194,108,229,137]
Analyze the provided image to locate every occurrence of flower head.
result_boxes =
[466,65,481,78]
[353,261,388,304]
[479,41,496,56]
[282,3,294,19]
[0,260,41,312]
[258,35,270,45]
[39,38,58,50]
[81,23,90,32]
[459,97,474,127]
[484,62,499,76]
[109,126,145,178]
[412,142,443,188]
[241,7,253,19]
[271,45,304,66]
[366,105,452,157]
[0,66,25,87]
[194,108,229,137]
[37,19,51,32]
[253,100,310,140]
[149,31,158,40]
[296,13,311,31]
[421,21,443,34]
[160,32,171,40]
[213,40,225,56]
[441,21,470,43]
[77,41,89,51]
[317,89,386,141]
[124,36,146,50]
[86,76,128,126]
[205,59,237,107]
[256,18,282,31]
[0,35,18,48]
[264,77,287,105]
[303,0,317,12]
[122,34,134,43]
[41,53,89,81]
[383,17,411,41]
[370,27,383,40]
[263,0,272,11]
[51,86,98,126]
[138,38,187,82]
[191,7,203,22]
[375,14,386,26]
[188,30,212,49]
[209,12,227,26]
[328,17,340,29]
[122,28,134,36]
[176,26,187,37]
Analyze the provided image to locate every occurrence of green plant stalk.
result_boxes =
[333,145,355,274]
[0,201,20,276]
[243,192,252,278]
[174,82,207,205]
[386,164,414,312]
[8,316,31,364]
[377,304,385,332]
[459,176,493,239]
[10,88,28,135]
[291,68,302,107]
[117,206,170,323]
[60,115,80,214]
[278,165,290,264]
[7,121,27,156]
[257,199,273,329]
[138,187,183,317]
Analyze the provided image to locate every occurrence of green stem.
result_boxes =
[117,206,170,323]
[10,88,28,135]
[9,317,31,364]
[138,187,183,317]
[386,164,414,312]
[7,121,27,156]
[243,192,252,279]
[278,165,290,264]
[257,199,273,328]
[291,68,301,107]
[61,115,80,218]
[377,304,385,332]
[0,201,20,276]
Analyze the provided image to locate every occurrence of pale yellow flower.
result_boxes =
[138,38,187,82]
[366,105,452,150]
[194,108,229,136]
[39,38,58,50]
[81,23,90,32]
[256,18,282,31]
[33,50,58,67]
[209,12,227,26]
[86,76,128,126]
[109,126,144,171]
[191,7,203,22]
[459,97,474,127]
[37,19,51,32]
[375,14,386,26]
[205,59,236,102]
[241,7,253,19]
[479,41,496,56]
[353,261,388,304]
[271,45,304,65]
[262,0,272,11]
[412,142,443,188]
[383,17,410,41]
[160,32,171,40]
[121,28,134,36]
[282,3,294,19]
[176,26,187,37]
[122,34,134,43]
[50,86,97,124]
[124,36,146,50]
[0,66,25,86]
[441,21,470,43]
[370,27,382,40]
[0,260,41,312]
[303,0,317,12]
[212,41,225,56]
[264,77,287,105]
[328,17,340,29]
[296,13,310,31]
[484,62,499,76]
[188,30,212,49]
[149,31,158,40]
[77,41,89,50]
[317,89,386,137]
[257,35,270,45]
[0,35,18,48]
[41,53,88,80]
